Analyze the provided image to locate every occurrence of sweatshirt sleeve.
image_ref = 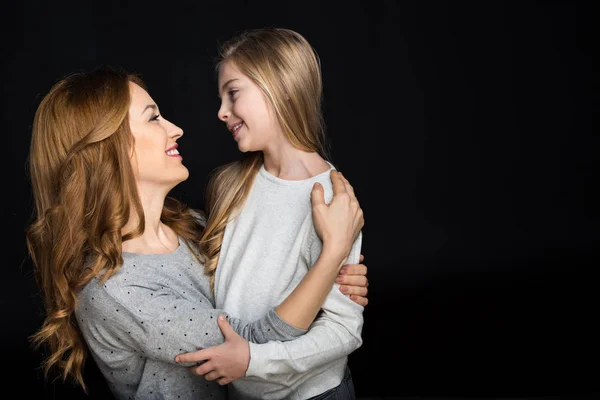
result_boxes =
[245,230,364,383]
[77,275,307,367]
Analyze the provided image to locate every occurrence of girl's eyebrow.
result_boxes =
[219,78,239,95]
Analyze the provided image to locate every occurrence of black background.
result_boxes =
[5,1,597,399]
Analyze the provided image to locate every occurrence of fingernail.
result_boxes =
[341,286,348,293]
[218,315,225,321]
[340,267,347,274]
[335,276,343,283]
[175,356,180,363]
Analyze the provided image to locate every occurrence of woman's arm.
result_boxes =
[76,275,307,366]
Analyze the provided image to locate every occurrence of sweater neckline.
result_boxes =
[258,161,335,187]
[122,236,186,259]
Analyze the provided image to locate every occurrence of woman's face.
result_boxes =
[217,60,283,153]
[128,82,188,192]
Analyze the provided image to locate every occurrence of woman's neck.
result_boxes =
[121,188,179,254]
[263,144,330,181]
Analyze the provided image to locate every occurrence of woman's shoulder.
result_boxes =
[76,273,122,316]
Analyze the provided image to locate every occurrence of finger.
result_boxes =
[217,377,232,386]
[217,315,236,339]
[339,285,368,297]
[330,170,347,196]
[354,207,365,237]
[311,182,325,207]
[338,172,356,199]
[356,208,365,233]
[204,370,222,382]
[190,361,214,376]
[350,295,369,307]
[176,348,211,364]
[336,274,368,287]
[339,263,367,276]
[359,254,364,263]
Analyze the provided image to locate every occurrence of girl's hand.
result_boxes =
[311,170,364,267]
[175,315,249,385]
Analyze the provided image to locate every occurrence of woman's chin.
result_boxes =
[171,168,190,186]
[179,169,190,182]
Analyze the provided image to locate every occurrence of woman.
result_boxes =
[26,65,368,399]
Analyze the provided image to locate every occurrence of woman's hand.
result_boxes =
[337,254,369,307]
[175,315,249,385]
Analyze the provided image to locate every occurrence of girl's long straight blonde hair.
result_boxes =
[201,28,329,291]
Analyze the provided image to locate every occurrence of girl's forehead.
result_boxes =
[219,61,243,78]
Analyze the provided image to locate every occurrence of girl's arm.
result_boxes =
[272,170,364,330]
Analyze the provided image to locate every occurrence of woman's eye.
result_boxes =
[150,114,160,121]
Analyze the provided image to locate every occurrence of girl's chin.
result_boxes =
[237,139,260,153]
[237,143,252,153]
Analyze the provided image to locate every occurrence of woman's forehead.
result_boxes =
[128,82,155,114]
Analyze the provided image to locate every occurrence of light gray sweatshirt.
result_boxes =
[214,163,364,400]
[75,236,307,400]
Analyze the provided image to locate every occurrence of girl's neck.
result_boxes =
[263,146,330,181]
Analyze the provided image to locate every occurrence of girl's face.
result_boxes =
[217,61,283,153]
[128,82,188,191]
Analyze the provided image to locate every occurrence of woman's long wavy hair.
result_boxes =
[201,28,329,291]
[25,65,203,391]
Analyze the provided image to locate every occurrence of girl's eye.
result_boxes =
[228,89,238,99]
[150,114,160,122]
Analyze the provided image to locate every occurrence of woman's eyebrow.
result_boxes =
[141,104,158,115]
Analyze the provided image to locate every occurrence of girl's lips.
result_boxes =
[232,123,243,139]
[227,121,244,132]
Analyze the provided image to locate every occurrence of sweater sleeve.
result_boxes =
[77,275,306,367]
[244,230,364,383]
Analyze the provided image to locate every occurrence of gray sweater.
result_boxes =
[75,236,307,400]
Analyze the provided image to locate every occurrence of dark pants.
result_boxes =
[306,366,355,400]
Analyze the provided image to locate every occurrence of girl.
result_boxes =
[179,28,365,399]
